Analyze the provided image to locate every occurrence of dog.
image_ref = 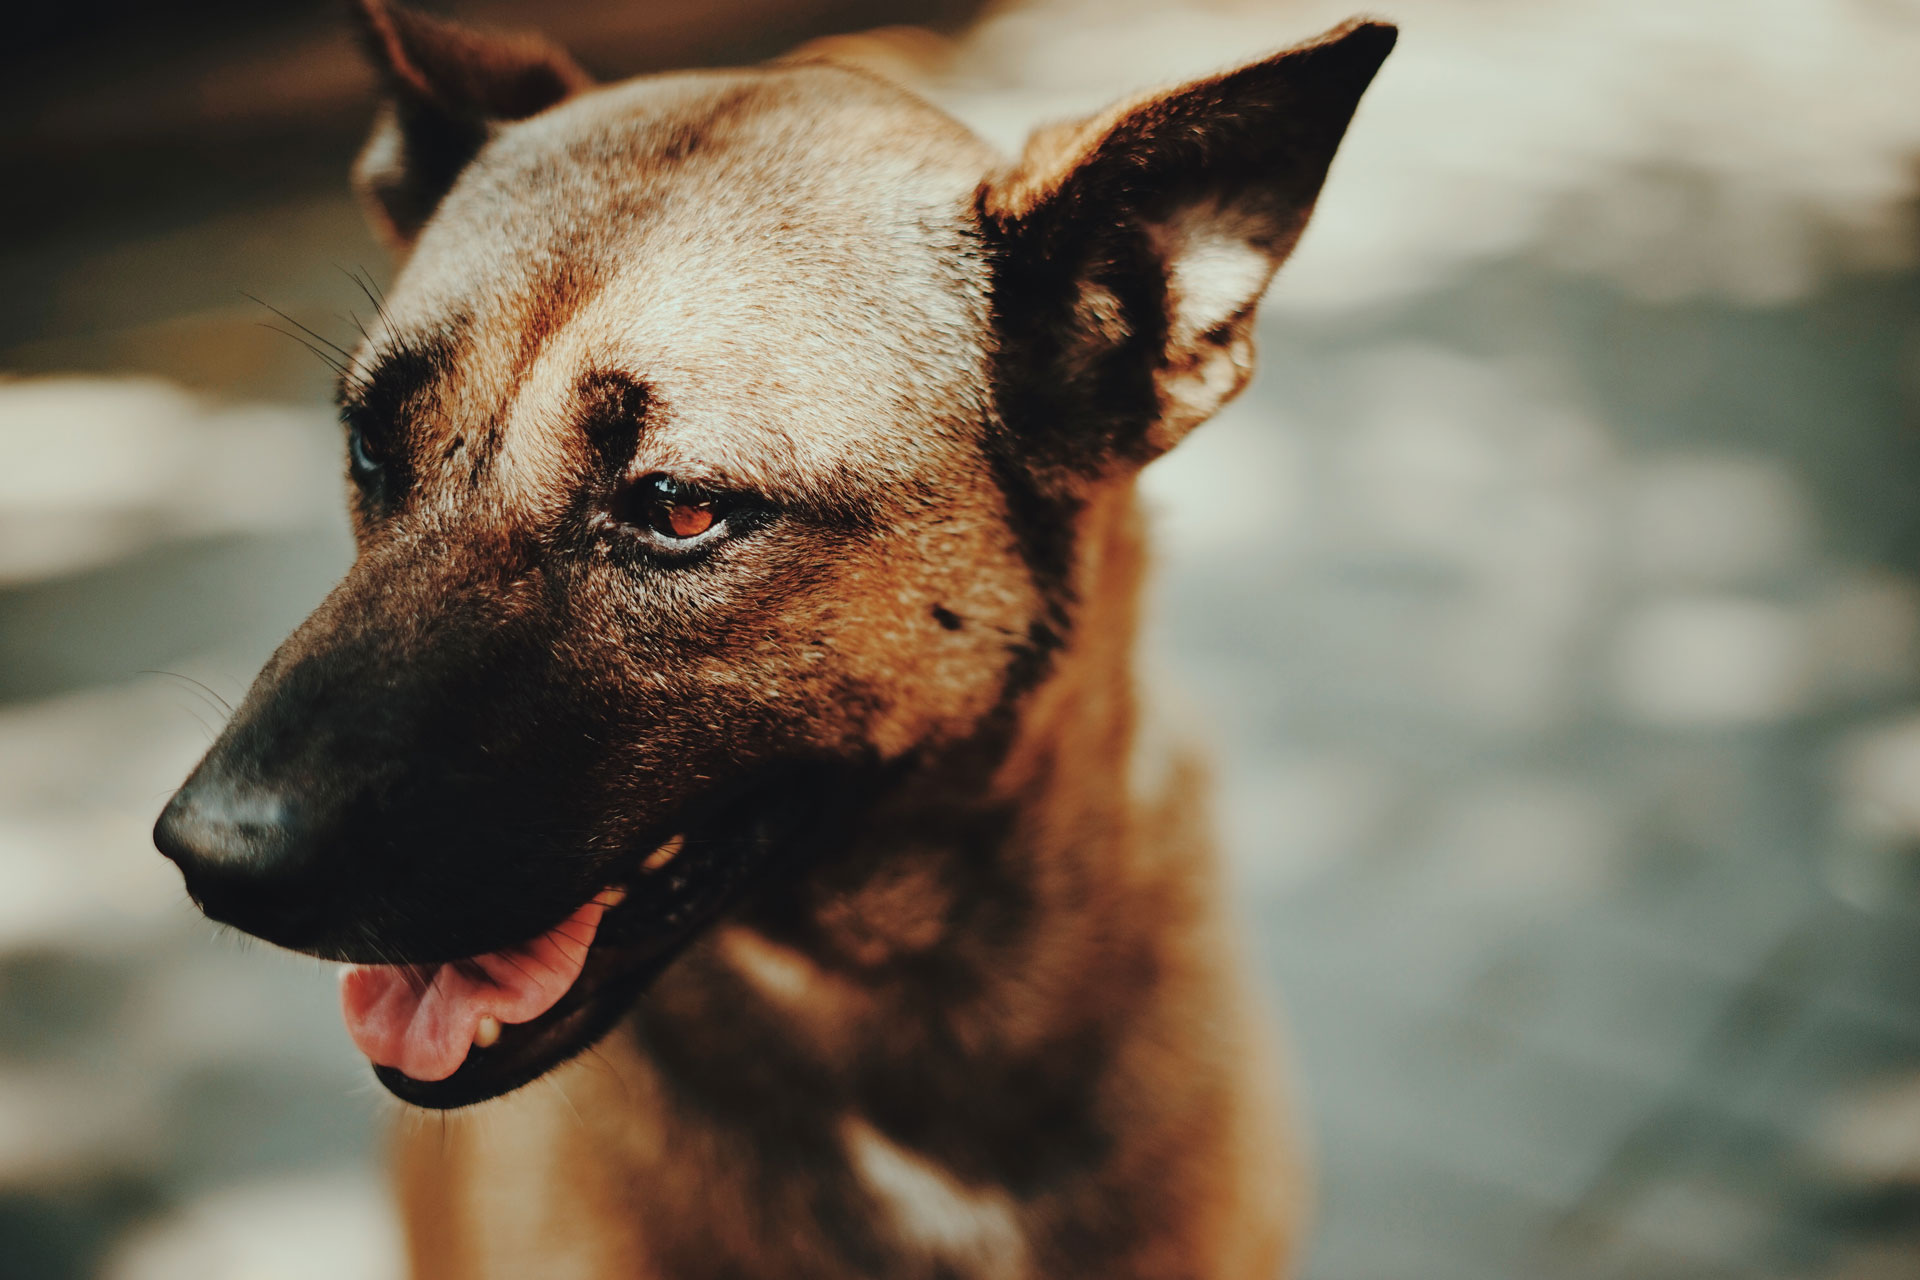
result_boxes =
[152,4,1392,1275]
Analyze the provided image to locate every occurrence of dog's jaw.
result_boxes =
[344,746,889,1111]
[338,826,789,1111]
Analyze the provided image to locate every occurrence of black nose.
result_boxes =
[154,774,330,946]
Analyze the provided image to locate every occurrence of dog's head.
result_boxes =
[154,0,1392,1108]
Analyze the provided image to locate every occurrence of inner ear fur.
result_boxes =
[982,18,1396,472]
[351,0,593,253]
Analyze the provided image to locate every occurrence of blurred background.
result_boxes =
[5,0,1920,1276]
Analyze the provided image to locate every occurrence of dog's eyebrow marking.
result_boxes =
[574,369,652,474]
[841,1116,1027,1277]
[576,369,651,426]
[341,331,464,427]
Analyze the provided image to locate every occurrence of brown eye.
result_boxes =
[660,502,714,539]
[637,474,722,542]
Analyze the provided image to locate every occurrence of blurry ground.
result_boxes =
[5,1,1920,1278]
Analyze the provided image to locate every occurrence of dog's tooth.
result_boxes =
[474,1015,501,1050]
[642,834,686,872]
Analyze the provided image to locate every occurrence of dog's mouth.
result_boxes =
[308,758,872,1109]
[340,885,622,1086]
[339,831,726,1109]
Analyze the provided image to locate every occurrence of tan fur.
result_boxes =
[158,7,1391,1276]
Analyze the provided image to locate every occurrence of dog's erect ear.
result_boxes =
[351,0,592,252]
[982,19,1394,472]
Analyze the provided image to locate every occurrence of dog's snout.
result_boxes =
[154,776,326,944]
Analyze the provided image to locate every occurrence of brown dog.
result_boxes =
[153,4,1393,1275]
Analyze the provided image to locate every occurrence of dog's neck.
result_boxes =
[629,478,1182,1136]
[576,479,1284,1277]
[984,481,1147,833]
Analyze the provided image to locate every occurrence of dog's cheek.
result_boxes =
[803,518,1043,761]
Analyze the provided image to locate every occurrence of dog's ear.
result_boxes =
[982,19,1394,474]
[351,0,592,252]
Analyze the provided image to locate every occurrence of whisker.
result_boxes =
[341,264,395,347]
[167,699,216,743]
[338,263,382,312]
[242,291,357,362]
[156,682,226,727]
[257,323,360,385]
[141,668,235,716]
[356,265,388,309]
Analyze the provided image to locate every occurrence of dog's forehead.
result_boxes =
[362,66,1000,510]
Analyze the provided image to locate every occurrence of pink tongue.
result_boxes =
[339,895,610,1083]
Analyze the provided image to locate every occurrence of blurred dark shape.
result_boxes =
[0,0,987,249]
